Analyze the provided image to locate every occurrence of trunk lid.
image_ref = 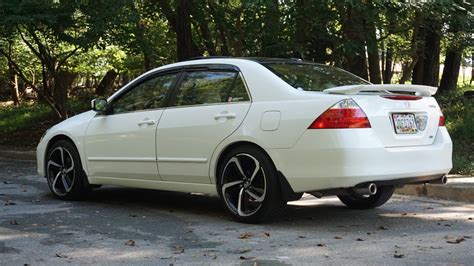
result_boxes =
[324,85,442,148]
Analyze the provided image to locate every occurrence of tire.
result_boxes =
[217,145,282,223]
[337,185,395,209]
[45,140,91,200]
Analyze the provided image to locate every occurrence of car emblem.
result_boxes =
[415,115,428,131]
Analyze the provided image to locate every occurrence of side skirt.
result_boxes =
[88,176,218,196]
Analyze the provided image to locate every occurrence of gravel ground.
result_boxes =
[1,158,473,265]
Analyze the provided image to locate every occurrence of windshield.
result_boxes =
[263,63,370,91]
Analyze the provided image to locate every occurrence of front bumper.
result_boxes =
[267,127,453,193]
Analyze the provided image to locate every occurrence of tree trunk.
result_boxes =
[342,6,368,80]
[383,49,394,84]
[8,63,20,105]
[422,25,441,86]
[54,71,76,119]
[399,57,418,84]
[208,0,230,56]
[176,0,199,61]
[366,21,382,84]
[439,48,463,92]
[96,70,118,96]
[470,53,473,85]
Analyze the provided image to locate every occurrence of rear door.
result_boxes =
[352,94,442,147]
[156,66,251,183]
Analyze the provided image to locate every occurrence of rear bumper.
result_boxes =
[267,127,452,193]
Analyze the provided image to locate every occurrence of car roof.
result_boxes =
[188,56,325,66]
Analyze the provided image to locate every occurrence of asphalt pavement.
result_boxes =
[1,158,473,265]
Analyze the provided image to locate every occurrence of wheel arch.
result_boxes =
[44,134,88,177]
[214,140,298,201]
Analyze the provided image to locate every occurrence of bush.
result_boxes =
[437,86,474,175]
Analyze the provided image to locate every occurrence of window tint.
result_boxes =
[174,71,249,106]
[264,63,369,92]
[111,73,177,114]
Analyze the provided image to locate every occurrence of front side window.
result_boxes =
[111,73,177,114]
[264,63,370,92]
[173,71,249,106]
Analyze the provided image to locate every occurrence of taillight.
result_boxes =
[381,95,422,100]
[439,115,445,126]
[308,99,371,129]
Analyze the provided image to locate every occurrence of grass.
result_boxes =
[437,86,474,175]
[0,100,88,147]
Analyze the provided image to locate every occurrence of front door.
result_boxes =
[85,72,179,180]
[156,68,251,183]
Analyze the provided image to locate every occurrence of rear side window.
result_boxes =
[173,71,249,106]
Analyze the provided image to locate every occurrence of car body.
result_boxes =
[37,57,452,222]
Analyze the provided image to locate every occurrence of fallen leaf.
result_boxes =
[240,256,255,260]
[124,240,135,246]
[356,238,364,241]
[468,217,472,220]
[394,254,404,258]
[238,249,251,254]
[4,200,16,206]
[444,224,452,227]
[239,232,254,239]
[129,214,137,218]
[298,235,306,239]
[10,220,18,225]
[316,243,325,247]
[334,236,342,239]
[378,226,388,230]
[262,232,270,237]
[446,237,465,244]
[174,245,185,254]
[426,207,434,209]
[430,246,443,249]
[55,253,68,258]
[204,253,217,259]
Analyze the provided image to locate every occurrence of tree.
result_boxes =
[439,1,472,92]
[0,0,119,118]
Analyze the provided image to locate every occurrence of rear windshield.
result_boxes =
[263,63,369,92]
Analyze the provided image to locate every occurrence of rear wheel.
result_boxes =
[337,185,395,209]
[46,140,91,200]
[217,145,282,223]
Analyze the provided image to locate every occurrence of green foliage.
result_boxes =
[0,103,51,134]
[437,86,474,175]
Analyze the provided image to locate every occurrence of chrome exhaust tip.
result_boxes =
[368,183,377,195]
[429,176,448,185]
[352,183,377,196]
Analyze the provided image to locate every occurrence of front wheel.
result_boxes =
[337,185,395,209]
[46,140,91,200]
[217,145,282,223]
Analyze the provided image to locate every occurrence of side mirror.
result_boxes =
[91,98,108,113]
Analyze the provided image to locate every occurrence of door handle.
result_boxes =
[214,112,236,120]
[138,118,156,126]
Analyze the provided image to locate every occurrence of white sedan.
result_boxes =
[36,58,452,223]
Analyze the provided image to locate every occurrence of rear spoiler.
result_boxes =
[323,84,437,97]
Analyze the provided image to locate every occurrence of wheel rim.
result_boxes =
[221,153,266,217]
[47,147,75,196]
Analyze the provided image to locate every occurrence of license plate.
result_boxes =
[392,113,417,134]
